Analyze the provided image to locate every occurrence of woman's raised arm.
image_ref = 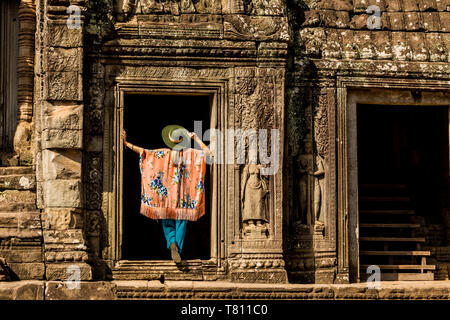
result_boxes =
[121,130,144,154]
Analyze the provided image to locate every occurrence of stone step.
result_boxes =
[360,223,421,228]
[0,211,41,229]
[0,248,44,263]
[360,237,426,242]
[360,250,431,256]
[0,166,33,176]
[0,174,35,190]
[0,228,42,239]
[361,272,434,281]
[0,190,36,208]
[359,209,415,215]
[359,196,410,202]
[360,264,436,270]
[0,202,37,213]
[359,183,408,189]
[7,262,45,280]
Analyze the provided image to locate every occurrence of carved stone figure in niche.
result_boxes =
[314,154,325,233]
[298,138,314,225]
[241,164,269,236]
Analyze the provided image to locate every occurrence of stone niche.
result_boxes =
[78,0,291,282]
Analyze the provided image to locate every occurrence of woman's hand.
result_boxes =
[121,130,127,146]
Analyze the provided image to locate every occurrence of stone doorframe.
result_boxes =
[336,77,450,283]
[103,77,229,280]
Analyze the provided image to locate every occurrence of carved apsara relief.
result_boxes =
[234,67,276,131]
[241,164,269,238]
[294,90,329,234]
[312,93,328,233]
[297,136,314,226]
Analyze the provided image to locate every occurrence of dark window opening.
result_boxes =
[357,104,449,281]
[122,94,212,261]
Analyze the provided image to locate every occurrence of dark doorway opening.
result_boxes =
[357,104,449,281]
[122,94,212,261]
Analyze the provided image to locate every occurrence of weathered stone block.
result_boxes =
[404,12,421,31]
[42,129,83,150]
[422,12,442,32]
[0,248,44,263]
[45,250,88,263]
[230,269,288,283]
[0,174,35,190]
[315,269,336,284]
[44,72,82,101]
[42,150,82,180]
[0,190,36,211]
[0,167,33,176]
[47,47,83,72]
[45,281,116,300]
[43,208,83,230]
[43,229,85,245]
[46,22,83,48]
[349,14,369,30]
[0,281,44,300]
[8,263,45,280]
[387,12,405,31]
[42,180,82,208]
[440,12,450,33]
[0,211,41,230]
[43,103,83,130]
[0,228,42,239]
[45,263,92,281]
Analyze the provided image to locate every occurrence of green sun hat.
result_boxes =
[161,124,191,150]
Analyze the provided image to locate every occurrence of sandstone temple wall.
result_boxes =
[0,0,449,285]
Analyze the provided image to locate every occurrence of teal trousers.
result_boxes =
[161,219,187,253]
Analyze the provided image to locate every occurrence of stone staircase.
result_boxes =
[0,166,44,280]
[359,183,435,281]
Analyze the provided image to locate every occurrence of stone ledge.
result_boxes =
[113,280,450,300]
[0,281,44,300]
[45,281,116,300]
[1,281,450,300]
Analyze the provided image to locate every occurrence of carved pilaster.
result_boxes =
[17,0,35,123]
[13,0,36,164]
[38,0,94,280]
[228,67,287,283]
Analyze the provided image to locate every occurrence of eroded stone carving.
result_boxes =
[314,154,325,233]
[242,0,283,15]
[235,68,275,131]
[298,137,314,225]
[241,164,269,237]
[118,0,221,17]
[224,15,289,41]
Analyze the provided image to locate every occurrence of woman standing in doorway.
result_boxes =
[121,127,212,263]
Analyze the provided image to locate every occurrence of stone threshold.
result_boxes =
[1,280,450,300]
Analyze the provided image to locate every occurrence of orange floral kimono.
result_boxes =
[139,148,206,221]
